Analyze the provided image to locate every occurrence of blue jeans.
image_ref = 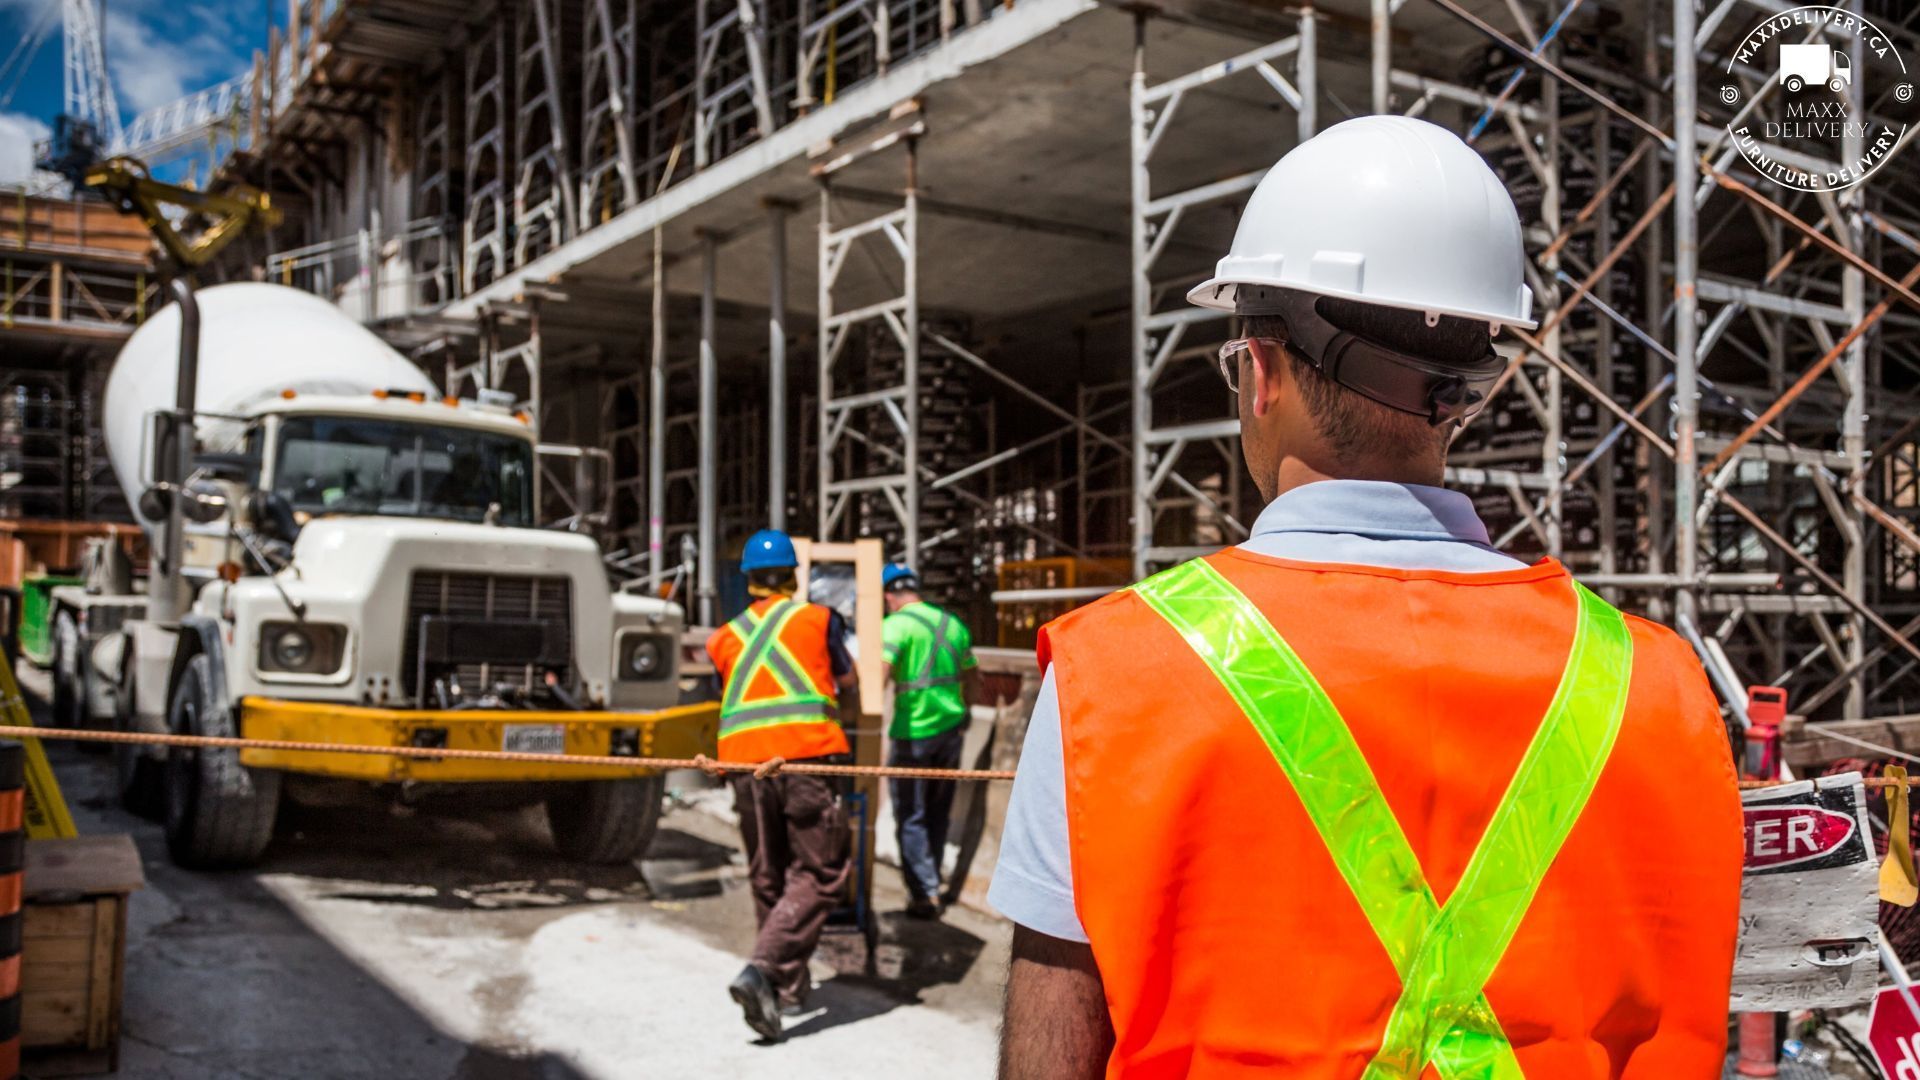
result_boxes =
[888,726,966,903]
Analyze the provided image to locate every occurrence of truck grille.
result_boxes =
[402,571,574,703]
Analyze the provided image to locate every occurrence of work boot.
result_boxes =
[906,896,941,920]
[728,964,783,1042]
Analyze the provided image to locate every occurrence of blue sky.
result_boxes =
[1,0,266,182]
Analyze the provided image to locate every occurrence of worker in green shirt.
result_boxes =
[880,562,977,918]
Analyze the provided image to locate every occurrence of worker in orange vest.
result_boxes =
[990,115,1743,1078]
[707,529,858,1042]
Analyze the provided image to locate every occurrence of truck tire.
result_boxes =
[163,653,280,869]
[544,775,664,865]
[49,610,83,730]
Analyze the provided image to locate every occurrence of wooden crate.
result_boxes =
[21,836,144,1076]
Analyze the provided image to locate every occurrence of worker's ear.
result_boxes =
[1246,338,1287,420]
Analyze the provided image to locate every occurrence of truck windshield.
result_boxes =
[273,415,534,526]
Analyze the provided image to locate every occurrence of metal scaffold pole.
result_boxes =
[698,231,720,626]
[1128,13,1153,581]
[1670,0,1699,623]
[648,229,667,587]
[767,199,790,532]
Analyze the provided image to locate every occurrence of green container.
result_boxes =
[17,575,82,668]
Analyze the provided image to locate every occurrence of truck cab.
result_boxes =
[50,283,716,870]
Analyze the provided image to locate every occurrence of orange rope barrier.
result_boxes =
[0,725,1017,782]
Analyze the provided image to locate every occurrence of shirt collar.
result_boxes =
[1250,479,1496,547]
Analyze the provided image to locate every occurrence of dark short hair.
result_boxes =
[748,567,797,592]
[1241,298,1489,463]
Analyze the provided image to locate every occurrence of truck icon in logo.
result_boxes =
[1779,43,1854,93]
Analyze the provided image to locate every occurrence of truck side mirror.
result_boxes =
[247,490,301,542]
[138,481,228,525]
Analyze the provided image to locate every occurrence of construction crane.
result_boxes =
[33,0,122,184]
[9,0,254,186]
[82,156,278,268]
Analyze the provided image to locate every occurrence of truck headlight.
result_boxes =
[618,632,672,681]
[259,621,347,675]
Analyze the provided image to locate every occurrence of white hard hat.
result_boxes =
[1188,115,1536,329]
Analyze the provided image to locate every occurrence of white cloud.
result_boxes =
[104,11,212,114]
[0,112,49,184]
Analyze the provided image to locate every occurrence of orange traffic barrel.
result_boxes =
[0,742,24,1080]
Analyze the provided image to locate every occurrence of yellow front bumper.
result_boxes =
[237,697,719,782]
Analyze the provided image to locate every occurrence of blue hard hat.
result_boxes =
[883,562,918,588]
[741,529,798,572]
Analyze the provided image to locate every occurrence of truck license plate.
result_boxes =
[503,724,567,755]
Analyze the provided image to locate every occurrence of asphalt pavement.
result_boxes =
[16,667,1008,1079]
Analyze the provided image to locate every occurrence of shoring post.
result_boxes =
[697,230,720,627]
[1670,0,1700,622]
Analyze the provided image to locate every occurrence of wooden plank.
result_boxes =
[1781,712,1920,767]
[23,905,97,939]
[24,836,145,898]
[85,899,114,1049]
[22,989,88,1047]
[22,936,92,965]
[106,897,126,1068]
[20,960,90,993]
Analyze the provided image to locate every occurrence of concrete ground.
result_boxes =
[16,668,1009,1079]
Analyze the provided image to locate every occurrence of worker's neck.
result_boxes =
[1269,453,1446,499]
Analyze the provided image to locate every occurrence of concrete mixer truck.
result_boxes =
[45,282,716,868]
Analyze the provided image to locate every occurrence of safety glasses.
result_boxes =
[1216,337,1286,394]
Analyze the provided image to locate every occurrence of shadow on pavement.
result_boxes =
[23,656,604,1080]
[780,911,988,1041]
[637,826,739,901]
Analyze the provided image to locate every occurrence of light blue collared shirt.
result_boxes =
[986,479,1529,942]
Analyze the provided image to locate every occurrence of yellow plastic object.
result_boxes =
[0,650,77,838]
[237,698,718,783]
[1882,766,1918,907]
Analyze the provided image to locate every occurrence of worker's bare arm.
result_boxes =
[962,668,980,712]
[999,925,1111,1080]
[836,672,860,729]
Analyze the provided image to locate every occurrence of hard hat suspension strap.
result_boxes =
[1240,288,1506,427]
[1131,559,1632,1078]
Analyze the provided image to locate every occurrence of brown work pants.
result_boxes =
[730,767,852,1004]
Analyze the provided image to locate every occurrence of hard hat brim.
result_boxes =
[1186,277,1540,331]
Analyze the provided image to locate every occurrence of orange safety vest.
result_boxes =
[1039,552,1742,1079]
[706,596,850,764]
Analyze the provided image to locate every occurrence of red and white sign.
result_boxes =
[1870,986,1920,1079]
[1742,803,1856,871]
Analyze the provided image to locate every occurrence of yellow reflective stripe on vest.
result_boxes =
[720,600,834,734]
[1132,560,1632,1080]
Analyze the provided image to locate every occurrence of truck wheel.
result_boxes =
[163,653,280,869]
[1785,74,1804,92]
[544,775,664,864]
[49,610,81,730]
